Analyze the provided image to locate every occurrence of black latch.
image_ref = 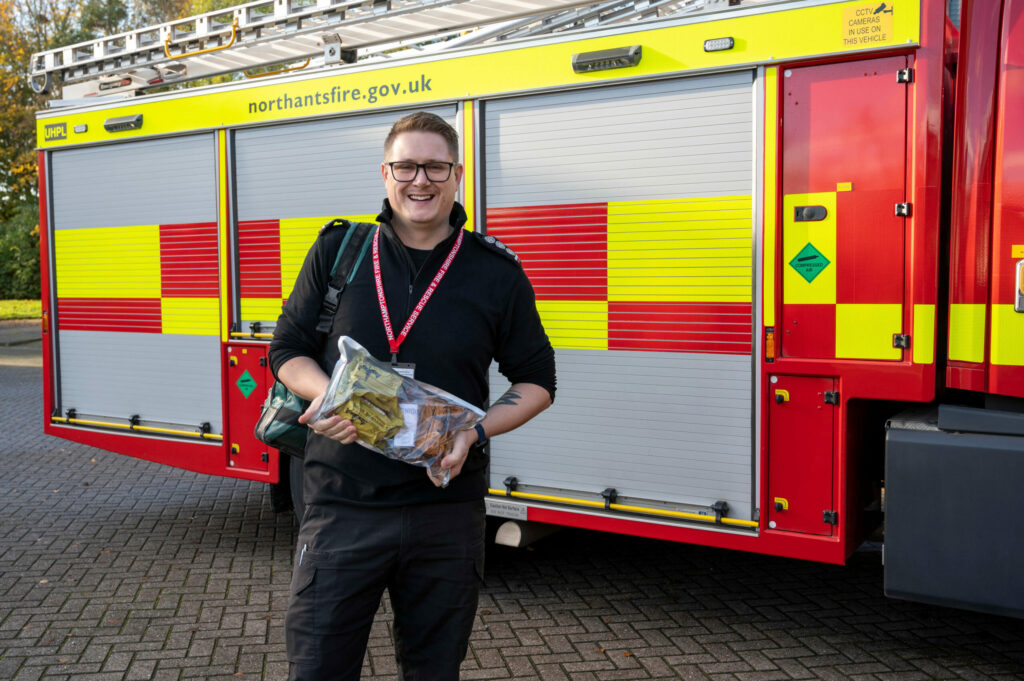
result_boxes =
[249,321,262,336]
[261,452,269,463]
[66,408,77,419]
[601,488,618,509]
[129,414,141,430]
[503,476,518,496]
[199,422,211,435]
[823,510,839,525]
[824,391,840,405]
[895,202,912,217]
[893,334,911,349]
[712,500,730,523]
[897,67,914,83]
[794,205,828,222]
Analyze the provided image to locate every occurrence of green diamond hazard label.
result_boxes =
[789,243,831,283]
[236,370,257,398]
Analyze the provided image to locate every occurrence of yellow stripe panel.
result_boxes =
[948,303,986,363]
[279,214,378,298]
[55,226,161,298]
[782,192,837,305]
[912,304,936,365]
[607,197,752,303]
[835,303,901,360]
[536,300,608,351]
[40,1,921,148]
[218,130,231,342]
[242,297,287,322]
[162,297,220,336]
[462,101,476,233]
[990,304,1024,366]
[763,66,778,327]
[1012,244,1024,258]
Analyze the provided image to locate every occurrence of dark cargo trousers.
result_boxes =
[286,499,486,681]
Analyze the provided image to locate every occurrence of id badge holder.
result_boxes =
[392,362,416,380]
[391,361,417,447]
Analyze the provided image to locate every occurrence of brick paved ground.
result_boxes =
[2,344,1024,681]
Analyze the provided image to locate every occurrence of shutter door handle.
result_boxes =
[794,205,827,221]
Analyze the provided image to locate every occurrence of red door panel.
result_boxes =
[767,375,836,536]
[225,343,271,473]
[988,0,1024,398]
[780,57,908,358]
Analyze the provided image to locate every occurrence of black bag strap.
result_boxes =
[316,221,376,334]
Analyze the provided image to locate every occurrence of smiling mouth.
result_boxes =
[408,194,435,202]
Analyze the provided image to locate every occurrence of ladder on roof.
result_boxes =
[28,0,759,103]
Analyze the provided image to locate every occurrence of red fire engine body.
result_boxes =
[32,0,1024,617]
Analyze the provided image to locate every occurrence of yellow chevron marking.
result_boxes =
[242,297,286,323]
[912,304,936,365]
[279,214,378,298]
[948,303,986,363]
[763,67,779,327]
[990,304,1024,366]
[608,196,752,303]
[835,303,901,360]
[536,300,608,351]
[55,225,161,298]
[783,192,837,305]
[162,297,220,336]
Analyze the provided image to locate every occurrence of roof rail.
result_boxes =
[29,0,776,102]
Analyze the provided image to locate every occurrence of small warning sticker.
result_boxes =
[236,370,257,398]
[790,243,831,283]
[843,2,894,48]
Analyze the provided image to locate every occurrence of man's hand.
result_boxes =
[298,394,359,445]
[438,428,478,485]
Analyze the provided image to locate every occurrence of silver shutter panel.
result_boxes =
[484,73,757,520]
[233,105,457,329]
[50,134,222,432]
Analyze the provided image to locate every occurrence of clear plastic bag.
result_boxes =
[313,336,485,487]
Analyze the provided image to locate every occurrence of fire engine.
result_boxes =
[31,0,1023,618]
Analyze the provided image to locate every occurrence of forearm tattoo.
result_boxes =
[491,388,522,408]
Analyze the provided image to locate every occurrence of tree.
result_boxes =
[0,0,253,300]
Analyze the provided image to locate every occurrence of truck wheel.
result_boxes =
[289,455,305,524]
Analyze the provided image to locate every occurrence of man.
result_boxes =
[269,111,556,681]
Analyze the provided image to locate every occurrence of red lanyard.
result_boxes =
[372,225,464,361]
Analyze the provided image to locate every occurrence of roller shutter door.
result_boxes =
[483,73,757,519]
[232,105,457,330]
[50,135,222,433]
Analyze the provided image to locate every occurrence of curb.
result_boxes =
[0,336,42,347]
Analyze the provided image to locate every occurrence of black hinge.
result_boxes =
[823,510,839,525]
[897,67,914,83]
[261,452,269,463]
[259,357,267,367]
[893,334,911,349]
[824,391,840,405]
[895,202,912,217]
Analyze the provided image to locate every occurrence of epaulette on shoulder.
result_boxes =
[319,218,351,235]
[472,231,521,265]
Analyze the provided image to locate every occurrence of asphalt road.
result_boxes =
[2,339,1023,681]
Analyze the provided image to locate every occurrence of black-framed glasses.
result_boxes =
[387,161,455,182]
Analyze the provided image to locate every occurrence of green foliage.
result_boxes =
[0,203,41,300]
[0,299,42,320]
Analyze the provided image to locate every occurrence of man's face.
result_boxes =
[382,131,463,233]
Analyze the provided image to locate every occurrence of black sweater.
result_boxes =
[269,200,556,506]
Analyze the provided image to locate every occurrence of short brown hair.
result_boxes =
[384,111,460,161]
